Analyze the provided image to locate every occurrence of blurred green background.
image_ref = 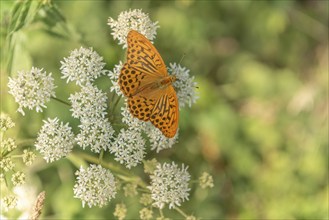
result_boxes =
[1,0,328,219]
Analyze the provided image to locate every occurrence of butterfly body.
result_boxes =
[119,30,179,138]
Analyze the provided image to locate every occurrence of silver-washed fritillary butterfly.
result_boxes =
[118,30,179,138]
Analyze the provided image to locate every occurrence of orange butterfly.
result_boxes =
[119,30,179,138]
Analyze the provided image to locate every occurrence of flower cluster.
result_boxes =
[108,9,159,48]
[8,67,56,115]
[76,118,114,153]
[114,203,127,220]
[1,195,18,211]
[35,118,75,163]
[73,164,116,208]
[69,85,108,119]
[169,63,199,108]
[0,157,15,172]
[1,138,17,154]
[0,114,36,212]
[199,172,214,189]
[0,113,15,132]
[148,162,191,209]
[61,47,116,154]
[145,124,178,153]
[110,129,146,169]
[60,47,107,86]
[139,208,153,220]
[11,171,25,186]
[22,149,36,166]
[108,61,124,96]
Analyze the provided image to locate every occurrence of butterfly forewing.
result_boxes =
[126,30,167,77]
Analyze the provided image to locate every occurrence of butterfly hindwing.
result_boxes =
[128,95,156,121]
[149,86,179,138]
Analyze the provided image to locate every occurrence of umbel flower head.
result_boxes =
[69,84,108,119]
[60,47,107,86]
[169,63,199,108]
[145,124,178,153]
[35,118,75,163]
[76,117,115,153]
[0,113,15,132]
[8,67,56,115]
[73,164,116,208]
[110,128,146,169]
[148,162,191,209]
[108,61,124,96]
[108,9,159,48]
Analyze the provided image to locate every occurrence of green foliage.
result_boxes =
[1,0,328,219]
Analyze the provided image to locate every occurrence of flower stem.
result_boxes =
[51,96,70,106]
[174,207,188,218]
[17,139,35,148]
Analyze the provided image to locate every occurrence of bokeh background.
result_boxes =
[1,0,328,219]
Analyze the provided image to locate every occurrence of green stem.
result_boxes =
[17,139,35,147]
[159,209,164,218]
[110,95,122,116]
[98,150,104,163]
[51,96,70,106]
[174,207,188,218]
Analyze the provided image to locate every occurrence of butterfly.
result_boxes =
[118,30,179,138]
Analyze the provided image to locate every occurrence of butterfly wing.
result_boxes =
[149,86,179,138]
[126,30,167,77]
[119,30,179,138]
[119,30,167,97]
[128,95,156,121]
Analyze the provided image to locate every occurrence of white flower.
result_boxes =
[148,162,191,209]
[69,84,108,119]
[108,61,124,96]
[1,195,18,211]
[108,9,159,48]
[145,124,178,153]
[73,164,116,208]
[169,63,198,108]
[110,128,146,169]
[11,171,26,186]
[22,150,36,166]
[123,183,138,197]
[199,172,214,189]
[0,157,15,172]
[76,117,115,153]
[8,67,56,115]
[140,193,152,206]
[35,118,75,163]
[60,47,107,86]
[0,113,15,132]
[114,203,127,220]
[1,138,17,153]
[139,207,153,220]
